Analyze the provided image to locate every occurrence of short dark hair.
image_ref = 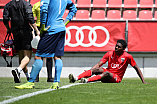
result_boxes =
[117,39,127,49]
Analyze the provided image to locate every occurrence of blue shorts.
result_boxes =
[35,31,66,57]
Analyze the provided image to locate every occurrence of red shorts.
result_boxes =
[103,68,121,83]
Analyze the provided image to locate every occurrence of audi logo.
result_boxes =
[65,26,110,47]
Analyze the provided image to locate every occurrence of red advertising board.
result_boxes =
[0,21,7,44]
[128,22,157,52]
[65,21,126,52]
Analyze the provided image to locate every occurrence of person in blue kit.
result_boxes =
[15,0,77,89]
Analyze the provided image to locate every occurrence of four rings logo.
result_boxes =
[65,26,110,47]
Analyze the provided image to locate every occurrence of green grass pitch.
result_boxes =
[0,77,157,104]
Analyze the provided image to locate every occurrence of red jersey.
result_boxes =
[100,51,136,80]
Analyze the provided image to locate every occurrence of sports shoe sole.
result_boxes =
[12,70,20,83]
[15,86,34,89]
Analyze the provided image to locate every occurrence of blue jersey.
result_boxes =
[40,0,77,34]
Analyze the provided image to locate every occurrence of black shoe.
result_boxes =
[27,77,29,81]
[12,69,20,83]
[35,78,39,82]
[47,78,54,82]
[35,74,39,82]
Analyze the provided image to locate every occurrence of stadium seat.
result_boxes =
[123,10,137,20]
[71,0,75,4]
[91,10,105,20]
[75,10,90,20]
[154,11,157,20]
[155,0,157,8]
[0,9,3,20]
[77,0,91,8]
[0,0,11,7]
[139,10,153,20]
[107,10,121,20]
[30,0,40,6]
[63,10,69,20]
[123,0,137,8]
[139,0,154,8]
[92,0,106,8]
[108,0,122,8]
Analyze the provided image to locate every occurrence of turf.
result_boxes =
[0,78,157,104]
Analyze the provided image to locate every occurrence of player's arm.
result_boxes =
[30,23,40,36]
[24,1,40,36]
[91,61,104,70]
[133,64,147,84]
[91,52,109,70]
[24,1,35,25]
[64,0,77,26]
[40,0,50,34]
[3,3,11,33]
[129,54,148,84]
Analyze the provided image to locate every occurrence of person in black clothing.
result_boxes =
[3,0,40,83]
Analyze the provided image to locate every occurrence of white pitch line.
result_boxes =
[0,83,84,104]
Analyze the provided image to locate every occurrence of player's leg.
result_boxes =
[100,71,113,82]
[85,68,116,83]
[69,67,104,83]
[69,70,92,83]
[53,56,62,82]
[12,50,23,83]
[19,50,32,70]
[12,29,33,83]
[29,56,43,82]
[11,31,21,83]
[49,31,65,89]
[17,50,32,81]
[15,56,43,89]
[46,58,54,82]
[50,56,62,89]
[101,72,121,83]
[35,73,39,82]
[79,67,104,83]
[23,66,30,81]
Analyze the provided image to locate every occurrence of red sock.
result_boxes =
[77,70,92,80]
[87,75,101,82]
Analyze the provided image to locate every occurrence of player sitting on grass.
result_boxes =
[69,39,148,84]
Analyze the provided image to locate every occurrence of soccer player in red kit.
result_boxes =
[69,39,147,84]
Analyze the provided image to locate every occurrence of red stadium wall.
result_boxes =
[0,21,7,44]
[0,21,157,52]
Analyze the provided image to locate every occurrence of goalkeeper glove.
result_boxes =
[40,24,50,35]
[64,19,70,26]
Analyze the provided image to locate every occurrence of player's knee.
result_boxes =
[92,68,103,75]
[101,71,112,83]
[104,71,110,77]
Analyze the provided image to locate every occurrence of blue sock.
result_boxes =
[29,59,43,82]
[54,59,63,83]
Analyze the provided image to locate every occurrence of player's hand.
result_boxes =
[7,28,11,33]
[64,19,70,26]
[40,24,50,35]
[36,30,40,37]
